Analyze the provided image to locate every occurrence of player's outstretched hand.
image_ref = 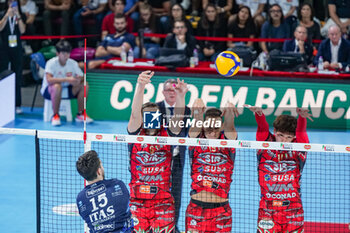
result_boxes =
[297,107,313,122]
[221,102,239,118]
[137,70,154,86]
[244,104,263,116]
[192,98,206,117]
[174,78,188,96]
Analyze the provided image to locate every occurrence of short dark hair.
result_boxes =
[112,0,125,6]
[268,4,284,24]
[273,115,297,135]
[298,3,314,21]
[56,40,72,53]
[115,12,126,20]
[76,150,101,181]
[204,108,222,120]
[141,102,159,114]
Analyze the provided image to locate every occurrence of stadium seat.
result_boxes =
[43,97,72,122]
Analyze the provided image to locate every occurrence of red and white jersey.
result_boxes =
[129,128,172,200]
[189,132,236,199]
[255,113,309,210]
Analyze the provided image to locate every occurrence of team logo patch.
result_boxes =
[258,219,274,230]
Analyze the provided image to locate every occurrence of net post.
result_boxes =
[35,130,40,233]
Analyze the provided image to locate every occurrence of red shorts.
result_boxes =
[130,197,175,233]
[185,199,232,233]
[257,207,304,233]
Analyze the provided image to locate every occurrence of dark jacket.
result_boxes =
[283,39,313,64]
[313,38,350,68]
[163,33,197,58]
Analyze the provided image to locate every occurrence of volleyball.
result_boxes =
[214,51,241,77]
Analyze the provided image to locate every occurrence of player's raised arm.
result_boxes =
[245,105,270,141]
[169,78,188,135]
[296,107,312,143]
[128,71,154,133]
[222,102,239,140]
[188,99,206,138]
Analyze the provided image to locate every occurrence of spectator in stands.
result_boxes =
[133,3,161,59]
[321,0,350,37]
[227,5,256,49]
[163,19,197,58]
[73,0,107,42]
[88,13,135,69]
[164,3,193,35]
[202,0,233,16]
[268,0,298,20]
[173,0,191,13]
[139,0,170,32]
[40,40,93,126]
[295,3,321,49]
[314,24,350,70]
[101,0,133,40]
[20,0,37,53]
[283,25,313,65]
[234,0,266,29]
[0,0,26,114]
[197,3,227,61]
[260,4,291,54]
[43,0,72,36]
[190,0,200,16]
[108,0,136,15]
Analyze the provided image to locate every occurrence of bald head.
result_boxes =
[328,25,341,45]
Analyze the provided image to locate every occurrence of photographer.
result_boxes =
[0,0,26,114]
[196,3,227,61]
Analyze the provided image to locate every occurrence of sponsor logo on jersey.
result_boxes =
[271,174,295,182]
[220,140,227,146]
[258,219,274,230]
[136,165,142,171]
[203,165,228,173]
[285,213,304,219]
[281,143,293,150]
[138,174,163,182]
[203,180,212,187]
[94,223,115,231]
[304,144,311,150]
[323,145,335,151]
[190,219,197,226]
[266,192,297,199]
[264,174,271,181]
[112,185,123,197]
[142,166,165,174]
[267,183,294,192]
[197,152,228,166]
[239,141,251,148]
[197,166,204,172]
[136,151,166,165]
[137,137,144,142]
[216,224,232,229]
[95,135,103,140]
[264,160,297,173]
[197,174,226,184]
[130,205,137,212]
[288,221,304,226]
[272,200,290,207]
[86,184,106,198]
[178,139,186,144]
[114,135,126,141]
[139,185,158,194]
[262,143,270,148]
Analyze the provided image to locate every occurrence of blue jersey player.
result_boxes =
[76,150,133,233]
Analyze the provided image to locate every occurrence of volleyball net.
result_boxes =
[1,128,349,232]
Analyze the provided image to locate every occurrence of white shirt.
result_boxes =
[330,39,341,64]
[176,36,187,50]
[21,0,38,15]
[41,57,83,95]
[269,0,298,16]
[236,0,266,16]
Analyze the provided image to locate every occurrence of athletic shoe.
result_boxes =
[51,114,61,126]
[75,114,94,123]
[15,107,23,114]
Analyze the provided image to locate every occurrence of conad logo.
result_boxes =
[220,141,227,146]
[304,145,311,150]
[178,139,186,144]
[345,147,350,152]
[137,137,144,142]
[262,143,269,148]
[96,135,103,140]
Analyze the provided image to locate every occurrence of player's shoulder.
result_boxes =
[66,58,80,67]
[46,56,59,66]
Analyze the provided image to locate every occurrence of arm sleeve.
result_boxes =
[255,112,270,141]
[296,115,309,143]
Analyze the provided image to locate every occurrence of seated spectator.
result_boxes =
[20,0,38,52]
[314,24,350,70]
[202,0,233,16]
[108,0,137,14]
[227,5,256,49]
[101,0,133,40]
[73,0,107,40]
[139,0,170,32]
[88,13,135,69]
[321,0,350,37]
[163,19,197,58]
[197,3,227,61]
[234,0,266,29]
[260,4,291,54]
[40,40,93,126]
[295,3,321,49]
[133,3,161,59]
[283,25,313,65]
[268,0,298,20]
[190,0,200,16]
[43,0,72,36]
[164,3,193,35]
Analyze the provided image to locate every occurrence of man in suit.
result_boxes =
[156,78,191,233]
[283,25,313,64]
[314,24,350,69]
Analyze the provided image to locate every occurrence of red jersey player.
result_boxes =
[246,105,313,233]
[186,99,239,233]
[127,70,188,233]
